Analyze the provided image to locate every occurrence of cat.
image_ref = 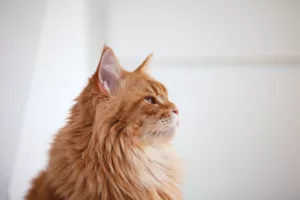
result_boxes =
[25,46,183,200]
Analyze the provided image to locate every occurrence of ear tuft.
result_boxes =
[97,47,123,95]
[134,53,154,73]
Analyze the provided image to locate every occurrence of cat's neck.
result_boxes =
[86,121,182,199]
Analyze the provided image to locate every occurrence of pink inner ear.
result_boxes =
[98,48,121,94]
[99,67,119,94]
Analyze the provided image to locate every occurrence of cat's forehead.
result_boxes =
[145,79,167,96]
[125,73,168,96]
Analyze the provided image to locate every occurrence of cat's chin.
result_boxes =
[167,125,179,139]
[170,125,179,135]
[152,125,179,144]
[139,116,179,143]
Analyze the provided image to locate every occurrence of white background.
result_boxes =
[1,1,300,200]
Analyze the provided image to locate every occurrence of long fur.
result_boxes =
[25,47,182,200]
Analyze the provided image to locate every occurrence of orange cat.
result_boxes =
[25,46,182,200]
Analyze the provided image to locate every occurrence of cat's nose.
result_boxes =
[172,108,179,115]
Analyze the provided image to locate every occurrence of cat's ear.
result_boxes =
[97,46,124,95]
[134,53,153,73]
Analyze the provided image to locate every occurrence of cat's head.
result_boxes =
[93,46,179,144]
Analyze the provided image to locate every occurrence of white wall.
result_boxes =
[106,1,300,199]
[9,1,107,199]
[151,66,300,200]
[0,1,47,199]
[106,0,300,63]
[5,1,300,200]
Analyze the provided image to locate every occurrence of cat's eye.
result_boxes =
[144,96,156,104]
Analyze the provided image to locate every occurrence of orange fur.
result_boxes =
[25,46,183,200]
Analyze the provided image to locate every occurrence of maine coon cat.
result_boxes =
[25,46,182,200]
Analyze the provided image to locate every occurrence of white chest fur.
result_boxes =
[137,145,180,188]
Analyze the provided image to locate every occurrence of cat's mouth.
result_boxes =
[153,115,179,139]
[160,113,179,130]
[139,114,179,143]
